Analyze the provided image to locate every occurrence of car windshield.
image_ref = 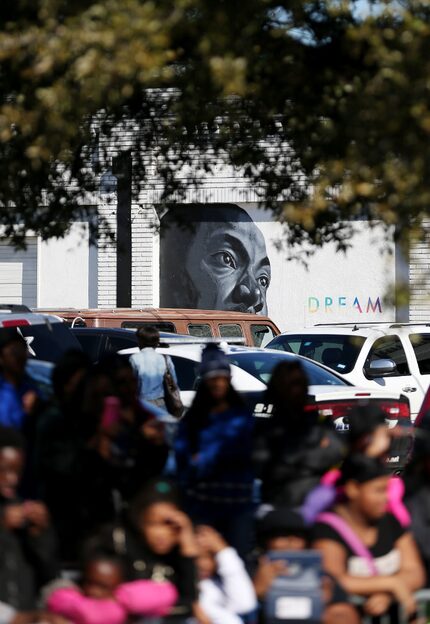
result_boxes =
[227,351,347,386]
[267,334,366,374]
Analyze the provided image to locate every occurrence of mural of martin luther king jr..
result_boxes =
[160,203,272,315]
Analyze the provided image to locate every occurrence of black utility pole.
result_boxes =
[113,151,132,308]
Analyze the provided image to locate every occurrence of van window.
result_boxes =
[219,324,243,339]
[121,322,176,333]
[409,333,430,374]
[188,324,213,338]
[251,324,277,348]
[366,336,410,376]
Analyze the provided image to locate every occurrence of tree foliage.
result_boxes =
[1,0,430,247]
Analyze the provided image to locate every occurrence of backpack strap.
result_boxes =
[317,512,378,576]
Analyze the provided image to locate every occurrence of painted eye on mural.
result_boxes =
[258,275,270,289]
[214,251,237,269]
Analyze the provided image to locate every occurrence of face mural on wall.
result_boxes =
[160,204,272,314]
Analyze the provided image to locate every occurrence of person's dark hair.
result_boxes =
[136,326,160,349]
[95,353,134,378]
[0,328,27,353]
[340,454,388,485]
[266,360,308,404]
[0,425,25,452]
[256,507,309,547]
[52,349,92,401]
[346,404,387,453]
[184,378,245,454]
[81,548,126,579]
[129,478,182,530]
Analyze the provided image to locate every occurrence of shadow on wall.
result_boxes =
[159,204,272,315]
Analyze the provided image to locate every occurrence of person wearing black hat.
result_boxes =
[0,328,39,430]
[175,344,254,559]
[313,455,425,623]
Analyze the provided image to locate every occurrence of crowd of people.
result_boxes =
[0,323,430,623]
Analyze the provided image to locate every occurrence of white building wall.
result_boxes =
[38,222,91,308]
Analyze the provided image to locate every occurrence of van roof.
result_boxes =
[34,307,278,324]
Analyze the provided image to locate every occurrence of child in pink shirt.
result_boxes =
[46,551,177,624]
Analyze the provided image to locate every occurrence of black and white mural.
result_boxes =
[159,203,395,329]
[160,204,271,315]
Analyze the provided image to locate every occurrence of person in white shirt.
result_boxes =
[196,525,257,624]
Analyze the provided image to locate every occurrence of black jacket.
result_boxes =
[0,510,59,610]
[254,415,346,506]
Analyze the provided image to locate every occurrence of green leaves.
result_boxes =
[1,0,430,248]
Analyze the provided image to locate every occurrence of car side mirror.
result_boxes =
[364,358,397,378]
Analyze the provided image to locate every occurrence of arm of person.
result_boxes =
[313,538,409,597]
[215,547,257,615]
[393,532,426,592]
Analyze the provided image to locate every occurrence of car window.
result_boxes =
[74,333,102,362]
[251,324,277,348]
[18,323,82,363]
[121,321,177,333]
[169,356,199,391]
[227,352,347,386]
[409,333,430,374]
[366,336,410,376]
[219,324,243,338]
[267,334,365,374]
[106,335,138,353]
[188,324,213,338]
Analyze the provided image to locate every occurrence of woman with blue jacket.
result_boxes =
[175,344,254,559]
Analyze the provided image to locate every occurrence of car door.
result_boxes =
[357,334,422,418]
[406,332,430,407]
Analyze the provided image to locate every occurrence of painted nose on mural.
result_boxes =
[232,275,264,313]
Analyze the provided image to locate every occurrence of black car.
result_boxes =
[72,327,183,362]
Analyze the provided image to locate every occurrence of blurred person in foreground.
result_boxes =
[0,425,62,623]
[175,344,255,558]
[88,478,200,624]
[254,507,360,624]
[0,328,39,430]
[195,524,257,624]
[313,455,425,623]
[254,360,345,507]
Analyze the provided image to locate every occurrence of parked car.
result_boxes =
[120,343,412,469]
[266,322,430,421]
[0,306,82,363]
[35,307,280,347]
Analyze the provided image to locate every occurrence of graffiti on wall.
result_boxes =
[160,204,271,315]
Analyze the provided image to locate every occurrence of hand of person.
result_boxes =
[364,592,392,616]
[193,602,212,624]
[141,419,165,445]
[164,508,198,557]
[3,503,26,530]
[196,525,228,554]
[391,577,417,617]
[22,390,38,415]
[23,501,50,533]
[253,556,288,599]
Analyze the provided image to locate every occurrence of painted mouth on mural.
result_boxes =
[229,304,261,314]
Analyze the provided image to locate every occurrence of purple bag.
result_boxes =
[317,512,378,576]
